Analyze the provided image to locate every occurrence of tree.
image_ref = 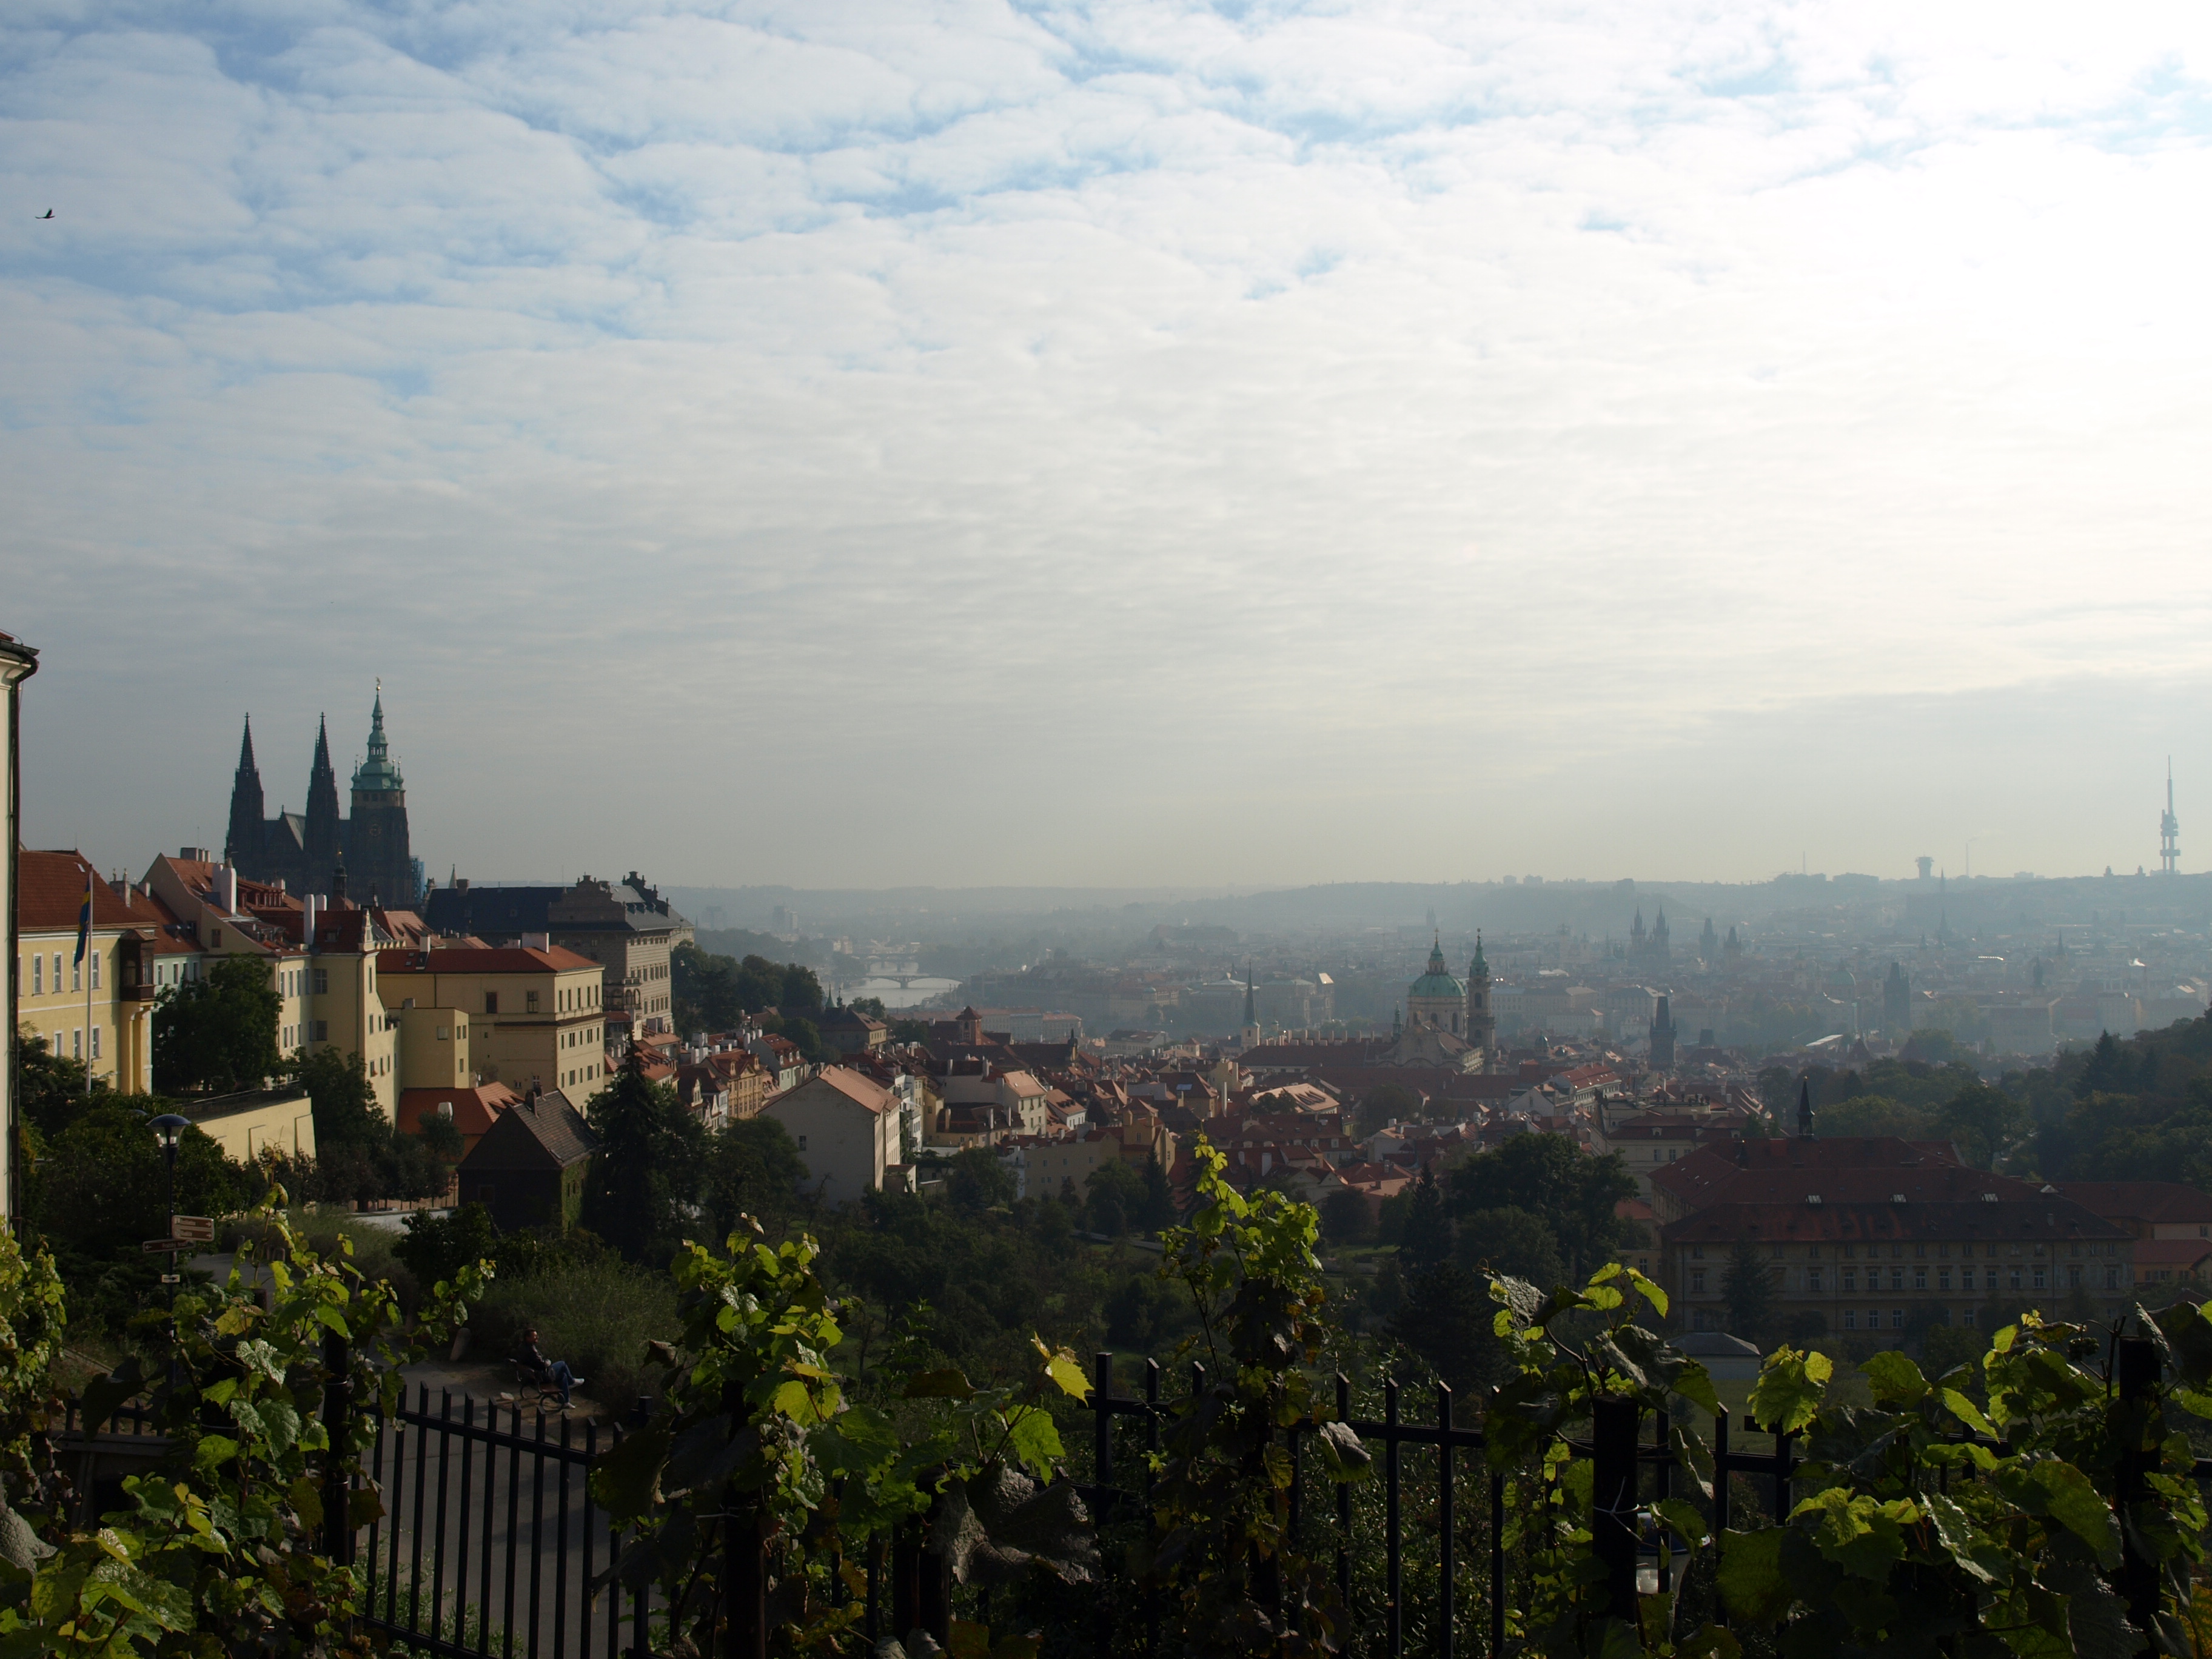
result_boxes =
[1320,1188,1373,1246]
[1138,1153,1176,1232]
[581,1051,706,1262]
[15,1030,91,1143]
[1453,1204,1564,1289]
[700,1118,808,1240]
[1448,1133,1635,1280]
[1387,1262,1496,1393]
[1939,1082,2024,1171]
[1814,1094,1939,1141]
[30,1103,244,1257]
[1085,1159,1145,1233]
[1398,1165,1453,1272]
[946,1147,1017,1212]
[394,1202,498,1290]
[297,1047,383,1160]
[850,997,888,1019]
[671,941,743,1036]
[152,955,281,1094]
[1355,1084,1421,1136]
[1721,1235,1777,1341]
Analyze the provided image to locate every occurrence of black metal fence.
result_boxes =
[58,1340,2211,1659]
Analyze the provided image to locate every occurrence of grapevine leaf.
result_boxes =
[1860,1350,1928,1407]
[1718,1527,1792,1624]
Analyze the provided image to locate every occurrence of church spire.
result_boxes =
[304,712,341,877]
[225,715,264,868]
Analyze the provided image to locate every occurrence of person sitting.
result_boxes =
[519,1329,585,1409]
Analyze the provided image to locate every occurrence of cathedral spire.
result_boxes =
[225,715,265,868]
[305,712,342,878]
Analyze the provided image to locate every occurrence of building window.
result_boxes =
[31,956,40,996]
[71,1030,81,1060]
[1892,1309,1905,1330]
[2033,1265,2046,1290]
[1691,1269,1705,1293]
[2068,1265,2082,1289]
[1808,1268,1822,1292]
[1891,1267,1905,1290]
[89,952,99,991]
[52,953,62,990]
[527,991,540,1013]
[1843,1267,1857,1292]
[2010,1269,2023,1291]
[1843,1309,1856,1330]
[1939,1267,1952,1290]
[485,993,498,1015]
[90,1028,101,1061]
[1914,1267,1928,1290]
[314,1021,328,1042]
[315,969,329,994]
[70,959,80,993]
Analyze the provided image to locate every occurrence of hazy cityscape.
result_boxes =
[7,5,2212,1655]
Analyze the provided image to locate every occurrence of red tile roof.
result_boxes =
[2046,1183,2212,1226]
[377,946,598,974]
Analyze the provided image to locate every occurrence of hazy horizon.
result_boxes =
[9,3,2212,887]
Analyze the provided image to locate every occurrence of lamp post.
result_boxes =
[150,1114,190,1338]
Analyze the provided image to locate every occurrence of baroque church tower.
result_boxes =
[1466,932,1495,1055]
[347,688,413,908]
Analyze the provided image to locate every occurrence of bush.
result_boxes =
[471,1255,680,1413]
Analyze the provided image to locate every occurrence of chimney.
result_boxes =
[522,932,551,951]
[216,863,239,914]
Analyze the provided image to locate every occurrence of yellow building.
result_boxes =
[16,849,182,1095]
[186,1087,318,1164]
[375,945,609,1099]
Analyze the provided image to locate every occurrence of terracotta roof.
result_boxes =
[398,1083,520,1139]
[1651,1136,1964,1212]
[793,1066,894,1116]
[377,946,598,974]
[18,851,170,933]
[1663,1193,2128,1246]
[2047,1183,2212,1226]
[2134,1239,2212,1267]
[457,1088,596,1170]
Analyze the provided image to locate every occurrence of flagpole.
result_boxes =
[83,866,94,1097]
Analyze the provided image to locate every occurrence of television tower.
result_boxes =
[2160,759,2180,875]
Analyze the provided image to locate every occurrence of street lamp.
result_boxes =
[150,1114,190,1329]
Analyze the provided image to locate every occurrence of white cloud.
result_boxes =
[5,0,2212,887]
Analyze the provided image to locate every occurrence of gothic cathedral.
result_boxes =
[224,691,418,907]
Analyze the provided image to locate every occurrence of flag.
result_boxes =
[75,868,92,965]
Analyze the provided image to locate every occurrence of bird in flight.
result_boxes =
[37,209,53,220]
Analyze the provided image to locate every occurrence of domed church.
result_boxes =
[1407,936,1467,1034]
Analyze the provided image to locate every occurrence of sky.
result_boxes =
[6,1,2212,891]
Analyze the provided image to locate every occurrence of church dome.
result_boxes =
[1826,962,1858,994]
[1408,939,1466,1000]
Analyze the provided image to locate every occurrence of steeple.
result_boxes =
[1244,960,1256,1029]
[304,714,341,877]
[352,683,403,793]
[1796,1076,1815,1139]
[1469,930,1488,980]
[225,716,264,867]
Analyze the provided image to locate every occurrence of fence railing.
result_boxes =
[57,1337,2212,1659]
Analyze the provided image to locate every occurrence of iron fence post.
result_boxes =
[1384,1376,1401,1659]
[1591,1396,1639,1623]
[1438,1382,1454,1659]
[2114,1335,2160,1636]
[321,1329,353,1565]
[1096,1356,1114,1659]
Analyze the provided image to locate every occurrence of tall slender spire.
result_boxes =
[304,713,341,876]
[225,715,264,867]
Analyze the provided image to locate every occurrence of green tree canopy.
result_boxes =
[581,1051,707,1262]
[1721,1234,1777,1342]
[152,954,281,1095]
[1447,1133,1634,1279]
[700,1118,808,1241]
[1452,1204,1564,1289]
[1398,1165,1453,1272]
[30,1103,244,1256]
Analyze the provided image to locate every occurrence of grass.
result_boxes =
[469,1256,681,1416]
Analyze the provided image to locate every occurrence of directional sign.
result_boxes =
[171,1215,215,1244]
[142,1238,190,1255]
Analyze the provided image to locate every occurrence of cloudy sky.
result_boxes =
[6,1,2211,891]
